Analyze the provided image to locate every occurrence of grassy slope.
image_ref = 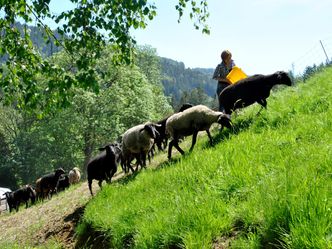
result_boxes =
[78,67,332,248]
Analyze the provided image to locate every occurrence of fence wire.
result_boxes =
[291,36,332,76]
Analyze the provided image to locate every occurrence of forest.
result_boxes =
[0,22,215,190]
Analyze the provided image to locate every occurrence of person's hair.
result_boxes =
[221,50,232,61]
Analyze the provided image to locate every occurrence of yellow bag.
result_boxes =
[226,66,247,84]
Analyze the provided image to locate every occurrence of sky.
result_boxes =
[49,0,332,75]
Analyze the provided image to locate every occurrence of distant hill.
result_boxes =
[159,57,216,101]
[1,23,216,103]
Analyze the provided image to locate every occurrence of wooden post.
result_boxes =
[320,40,330,63]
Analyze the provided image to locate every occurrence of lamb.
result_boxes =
[37,168,65,200]
[166,104,232,159]
[121,123,161,173]
[219,71,292,115]
[87,144,121,196]
[68,167,81,185]
[5,185,36,212]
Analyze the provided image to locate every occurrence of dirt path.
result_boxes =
[0,170,127,248]
[0,132,211,248]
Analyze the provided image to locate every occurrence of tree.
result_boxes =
[177,87,214,110]
[0,1,209,113]
[0,46,172,186]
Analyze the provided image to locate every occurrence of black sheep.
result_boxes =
[87,144,121,196]
[39,168,65,199]
[56,174,70,192]
[5,185,36,212]
[219,71,292,115]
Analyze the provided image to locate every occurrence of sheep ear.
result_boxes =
[154,123,162,128]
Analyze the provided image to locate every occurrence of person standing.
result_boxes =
[212,50,235,111]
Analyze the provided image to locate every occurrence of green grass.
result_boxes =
[78,67,332,248]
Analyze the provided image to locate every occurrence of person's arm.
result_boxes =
[212,64,231,84]
[215,77,231,84]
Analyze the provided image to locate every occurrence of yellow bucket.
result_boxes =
[226,66,247,84]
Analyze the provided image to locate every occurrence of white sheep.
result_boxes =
[165,104,232,159]
[68,167,81,185]
[121,123,160,172]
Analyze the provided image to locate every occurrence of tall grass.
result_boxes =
[78,67,332,248]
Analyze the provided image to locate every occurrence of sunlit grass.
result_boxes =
[78,67,332,248]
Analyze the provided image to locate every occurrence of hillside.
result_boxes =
[1,67,331,248]
[77,67,332,248]
[160,57,216,101]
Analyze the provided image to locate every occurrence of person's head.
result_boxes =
[221,50,232,66]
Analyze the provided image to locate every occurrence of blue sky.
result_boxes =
[132,0,332,75]
[49,1,332,75]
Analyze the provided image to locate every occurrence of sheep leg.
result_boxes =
[168,140,174,159]
[206,129,213,145]
[168,139,184,159]
[88,179,93,196]
[258,98,267,108]
[163,139,168,150]
[189,131,199,151]
[134,154,141,172]
[256,99,267,116]
[109,167,117,180]
[125,156,135,173]
[169,139,185,159]
[98,180,103,189]
[141,152,147,168]
[127,163,135,173]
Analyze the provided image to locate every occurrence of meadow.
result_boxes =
[0,67,331,249]
[77,67,332,248]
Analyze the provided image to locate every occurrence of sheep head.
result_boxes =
[140,123,161,140]
[217,114,232,130]
[99,145,116,160]
[54,168,65,177]
[276,71,292,86]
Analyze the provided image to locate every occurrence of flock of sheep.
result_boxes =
[3,70,292,209]
[86,71,292,195]
[4,167,81,212]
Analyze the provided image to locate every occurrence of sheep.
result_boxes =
[35,177,43,200]
[4,185,36,212]
[56,174,70,192]
[121,123,161,173]
[38,168,65,200]
[166,104,232,160]
[219,71,292,115]
[154,103,194,152]
[68,167,81,185]
[87,144,121,196]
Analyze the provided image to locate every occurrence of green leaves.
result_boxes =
[176,0,210,34]
[0,0,210,113]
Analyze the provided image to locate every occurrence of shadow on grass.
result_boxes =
[75,222,111,249]
[154,156,182,171]
[116,170,140,186]
[204,116,255,149]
